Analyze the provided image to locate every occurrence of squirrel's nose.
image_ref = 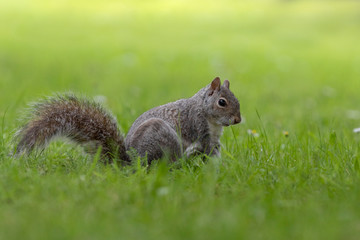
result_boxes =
[233,115,241,125]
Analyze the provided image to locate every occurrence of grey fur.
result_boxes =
[15,77,241,163]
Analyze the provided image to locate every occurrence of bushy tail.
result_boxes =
[15,94,129,162]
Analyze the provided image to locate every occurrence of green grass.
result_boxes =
[1,0,360,239]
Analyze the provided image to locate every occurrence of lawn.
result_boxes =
[1,0,360,239]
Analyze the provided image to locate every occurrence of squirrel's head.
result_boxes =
[204,77,241,127]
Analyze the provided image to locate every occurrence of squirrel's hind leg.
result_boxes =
[127,118,182,164]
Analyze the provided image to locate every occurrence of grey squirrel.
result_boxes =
[15,77,241,164]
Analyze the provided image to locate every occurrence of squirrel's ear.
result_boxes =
[223,80,230,89]
[208,77,221,96]
[210,77,221,91]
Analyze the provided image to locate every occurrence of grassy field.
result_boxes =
[1,0,360,239]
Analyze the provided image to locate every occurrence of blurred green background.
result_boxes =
[1,0,360,239]
[1,0,359,132]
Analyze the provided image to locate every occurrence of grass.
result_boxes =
[1,0,360,239]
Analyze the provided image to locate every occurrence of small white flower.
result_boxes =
[283,131,289,137]
[353,128,360,133]
[247,129,259,138]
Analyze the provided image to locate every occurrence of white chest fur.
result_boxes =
[207,120,223,144]
[183,121,223,157]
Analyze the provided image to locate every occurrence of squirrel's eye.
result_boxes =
[218,98,227,107]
